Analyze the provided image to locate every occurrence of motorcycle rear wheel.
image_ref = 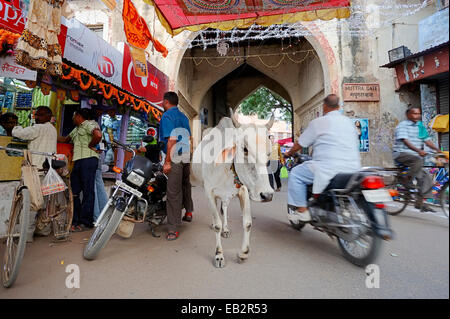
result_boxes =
[337,232,382,267]
[83,204,124,260]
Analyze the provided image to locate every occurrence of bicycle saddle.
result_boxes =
[43,158,66,170]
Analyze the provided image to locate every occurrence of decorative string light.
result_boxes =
[185,49,316,68]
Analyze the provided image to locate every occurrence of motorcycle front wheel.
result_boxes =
[83,203,124,260]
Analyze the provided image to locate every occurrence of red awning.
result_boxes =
[277,137,292,145]
[144,0,351,35]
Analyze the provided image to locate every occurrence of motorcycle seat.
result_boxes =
[324,173,359,192]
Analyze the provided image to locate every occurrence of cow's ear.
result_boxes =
[215,145,236,166]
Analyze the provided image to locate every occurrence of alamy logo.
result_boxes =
[65,264,80,289]
[365,264,380,288]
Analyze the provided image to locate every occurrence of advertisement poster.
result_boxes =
[352,118,369,152]
[121,43,168,108]
[63,18,123,87]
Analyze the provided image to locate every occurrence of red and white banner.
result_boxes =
[0,0,26,34]
[0,54,36,80]
[63,18,123,87]
[121,43,168,108]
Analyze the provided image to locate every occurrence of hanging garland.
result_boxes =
[0,28,20,57]
[59,63,163,121]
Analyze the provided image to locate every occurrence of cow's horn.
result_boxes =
[266,114,275,129]
[229,108,241,128]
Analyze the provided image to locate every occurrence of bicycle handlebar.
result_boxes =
[0,145,55,158]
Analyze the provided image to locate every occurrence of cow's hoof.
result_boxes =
[221,230,231,238]
[237,252,248,264]
[214,254,226,268]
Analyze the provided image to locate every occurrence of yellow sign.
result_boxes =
[129,45,148,78]
[99,0,117,11]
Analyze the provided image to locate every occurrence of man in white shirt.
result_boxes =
[12,106,57,169]
[12,106,58,240]
[284,94,361,222]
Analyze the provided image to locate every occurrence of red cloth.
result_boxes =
[152,0,350,30]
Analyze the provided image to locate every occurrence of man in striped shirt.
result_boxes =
[393,106,441,211]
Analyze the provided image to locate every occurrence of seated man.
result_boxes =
[393,106,441,211]
[284,94,361,222]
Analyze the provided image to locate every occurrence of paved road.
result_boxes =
[1,181,448,299]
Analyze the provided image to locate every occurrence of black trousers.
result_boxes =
[268,161,282,190]
[71,157,98,227]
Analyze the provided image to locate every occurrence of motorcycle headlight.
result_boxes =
[126,171,145,187]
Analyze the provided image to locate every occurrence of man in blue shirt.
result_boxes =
[159,92,194,240]
[393,106,441,211]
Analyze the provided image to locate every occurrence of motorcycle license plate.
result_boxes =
[362,189,393,203]
[115,180,142,198]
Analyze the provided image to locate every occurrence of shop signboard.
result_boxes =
[0,54,36,80]
[0,0,27,34]
[63,18,123,87]
[121,43,168,108]
[394,45,449,87]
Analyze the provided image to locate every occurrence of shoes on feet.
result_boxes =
[287,207,311,222]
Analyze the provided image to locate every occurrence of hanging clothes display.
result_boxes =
[15,0,69,76]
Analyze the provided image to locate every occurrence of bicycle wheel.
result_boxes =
[440,182,449,218]
[385,177,410,215]
[2,187,30,288]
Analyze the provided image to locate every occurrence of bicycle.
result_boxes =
[0,146,73,288]
[384,153,449,217]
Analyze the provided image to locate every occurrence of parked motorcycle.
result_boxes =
[288,166,393,267]
[83,137,167,260]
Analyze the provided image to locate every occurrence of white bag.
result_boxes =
[41,159,66,196]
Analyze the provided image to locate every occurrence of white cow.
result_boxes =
[192,109,274,268]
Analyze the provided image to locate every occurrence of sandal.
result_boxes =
[182,212,193,222]
[166,231,179,241]
[70,225,83,233]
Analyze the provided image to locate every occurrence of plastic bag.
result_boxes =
[21,150,44,211]
[41,158,66,196]
[430,114,449,133]
[280,166,289,179]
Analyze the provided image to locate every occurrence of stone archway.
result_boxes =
[173,29,337,144]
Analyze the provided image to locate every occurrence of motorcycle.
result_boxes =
[288,161,393,267]
[83,136,167,260]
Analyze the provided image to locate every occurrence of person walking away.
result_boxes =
[159,92,194,241]
[58,109,102,231]
[268,135,285,192]
[284,94,361,222]
[393,106,442,212]
[87,108,109,223]
[12,106,57,240]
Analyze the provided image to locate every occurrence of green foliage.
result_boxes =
[238,87,292,122]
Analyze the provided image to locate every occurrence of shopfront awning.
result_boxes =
[144,0,351,36]
[381,41,449,88]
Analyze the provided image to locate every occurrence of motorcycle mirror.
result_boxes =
[142,135,154,143]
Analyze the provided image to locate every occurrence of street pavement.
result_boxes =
[0,181,448,299]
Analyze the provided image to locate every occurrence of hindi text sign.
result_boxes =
[343,83,380,102]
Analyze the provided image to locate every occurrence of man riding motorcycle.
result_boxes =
[284,94,361,222]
